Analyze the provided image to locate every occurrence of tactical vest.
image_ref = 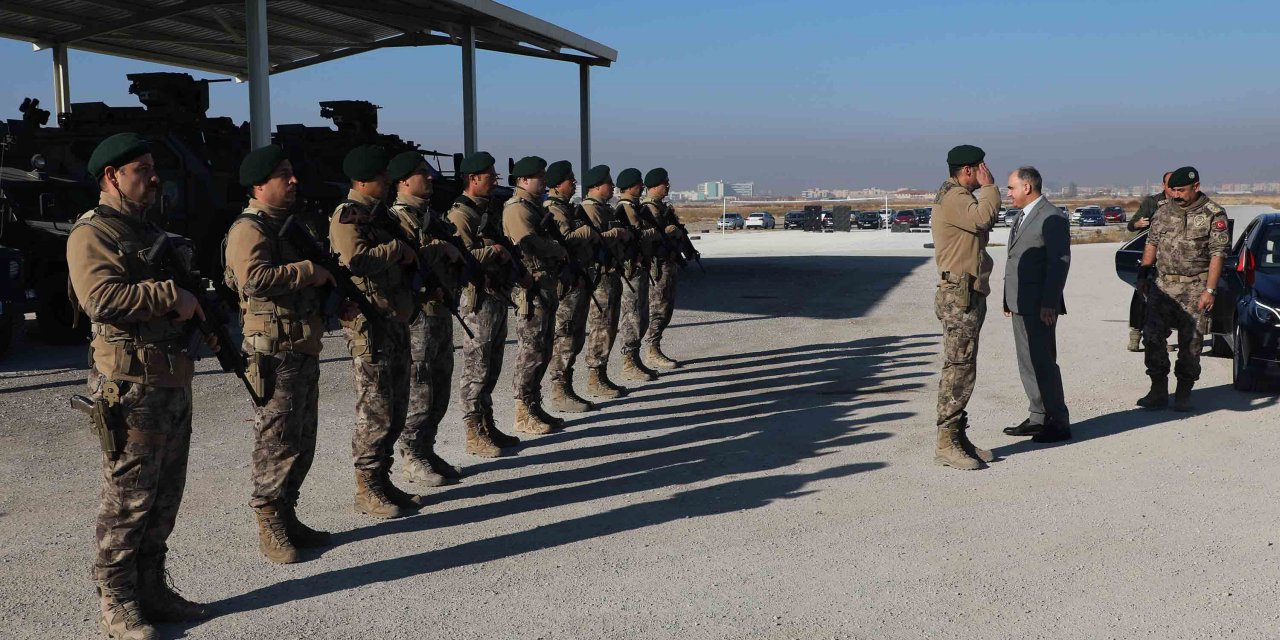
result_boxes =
[71,207,193,387]
[504,195,555,275]
[391,201,453,318]
[1156,203,1214,277]
[545,196,593,263]
[223,209,324,355]
[333,199,414,323]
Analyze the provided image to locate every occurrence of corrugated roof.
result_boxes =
[0,0,617,77]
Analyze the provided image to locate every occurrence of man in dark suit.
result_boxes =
[1002,166,1071,442]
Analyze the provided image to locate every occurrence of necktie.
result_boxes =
[1011,210,1025,240]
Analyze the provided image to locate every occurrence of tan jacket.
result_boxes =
[392,193,459,317]
[582,196,629,265]
[446,194,504,267]
[930,179,1001,295]
[544,194,594,263]
[618,195,661,258]
[224,199,325,355]
[67,192,192,387]
[328,189,415,325]
[502,187,567,272]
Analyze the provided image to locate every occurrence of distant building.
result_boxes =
[696,181,724,199]
[726,182,754,198]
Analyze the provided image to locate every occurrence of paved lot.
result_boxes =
[3,217,1280,639]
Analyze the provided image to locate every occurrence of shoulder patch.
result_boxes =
[1215,218,1228,231]
[337,205,362,225]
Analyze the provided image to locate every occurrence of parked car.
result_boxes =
[1002,208,1022,226]
[820,210,834,230]
[878,209,896,226]
[1103,206,1126,223]
[1078,209,1106,226]
[1072,206,1101,225]
[856,210,882,229]
[915,207,932,226]
[782,210,810,229]
[717,213,745,230]
[744,211,775,229]
[894,210,918,227]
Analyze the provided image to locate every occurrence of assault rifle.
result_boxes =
[613,203,655,284]
[378,206,474,339]
[144,233,266,407]
[669,216,705,274]
[278,215,388,360]
[634,203,700,273]
[481,219,541,317]
[537,209,604,314]
[422,211,517,310]
[574,204,635,293]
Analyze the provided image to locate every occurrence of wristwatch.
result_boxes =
[1206,288,1217,296]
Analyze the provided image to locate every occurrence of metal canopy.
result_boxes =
[0,0,617,77]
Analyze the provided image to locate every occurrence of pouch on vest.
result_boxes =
[245,352,276,402]
[958,273,974,311]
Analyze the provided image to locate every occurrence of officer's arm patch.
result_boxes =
[1215,218,1227,231]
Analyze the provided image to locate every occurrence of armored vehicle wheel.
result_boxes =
[35,275,88,344]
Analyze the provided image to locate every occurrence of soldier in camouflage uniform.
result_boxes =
[224,145,336,563]
[542,160,602,413]
[385,151,465,486]
[579,165,634,398]
[1126,171,1173,351]
[68,133,210,639]
[640,168,687,370]
[329,145,425,518]
[615,168,663,382]
[447,152,519,457]
[504,156,570,434]
[1136,166,1230,412]
[930,145,1000,471]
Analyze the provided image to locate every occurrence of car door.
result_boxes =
[1213,218,1254,339]
[1114,231,1147,286]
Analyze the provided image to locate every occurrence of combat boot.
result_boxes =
[99,600,157,640]
[426,449,463,480]
[396,440,448,487]
[379,468,426,510]
[645,342,681,370]
[464,416,503,458]
[620,350,658,382]
[1173,380,1194,412]
[1127,328,1142,352]
[253,504,300,564]
[586,366,626,399]
[513,399,556,435]
[956,415,994,463]
[484,411,522,448]
[548,378,595,413]
[1136,377,1169,409]
[283,498,331,548]
[934,423,982,470]
[532,399,567,428]
[354,469,405,519]
[135,555,211,621]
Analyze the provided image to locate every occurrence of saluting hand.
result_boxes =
[976,162,995,187]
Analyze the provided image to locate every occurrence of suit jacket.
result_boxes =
[1004,197,1070,315]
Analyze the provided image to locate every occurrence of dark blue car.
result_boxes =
[1078,209,1106,226]
[1115,212,1280,390]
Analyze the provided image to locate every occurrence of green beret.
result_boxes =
[387,151,426,183]
[616,168,643,190]
[88,132,150,180]
[583,164,612,189]
[946,144,985,167]
[239,144,288,187]
[342,144,390,182]
[644,167,669,188]
[458,151,495,175]
[546,160,573,187]
[1168,166,1200,188]
[511,156,547,179]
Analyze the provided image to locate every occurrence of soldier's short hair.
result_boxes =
[1015,166,1042,194]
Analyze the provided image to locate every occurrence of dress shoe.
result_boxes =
[1003,419,1043,437]
[1031,422,1072,443]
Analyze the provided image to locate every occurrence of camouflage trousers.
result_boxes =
[512,280,558,402]
[547,281,592,384]
[1144,277,1208,382]
[459,290,508,420]
[400,312,455,452]
[345,322,411,472]
[585,272,623,368]
[249,352,319,509]
[88,368,192,599]
[935,284,986,428]
[644,259,680,346]
[618,263,651,354]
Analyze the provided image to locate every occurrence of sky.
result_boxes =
[3,0,1279,193]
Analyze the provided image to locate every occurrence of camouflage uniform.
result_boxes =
[641,196,682,350]
[503,187,568,422]
[930,178,1001,469]
[543,193,596,397]
[390,193,462,481]
[617,194,661,357]
[447,193,514,454]
[329,189,421,515]
[582,196,627,370]
[1143,194,1230,382]
[67,192,201,621]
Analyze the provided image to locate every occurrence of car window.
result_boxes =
[1255,224,1280,270]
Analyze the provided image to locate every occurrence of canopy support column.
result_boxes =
[52,45,71,116]
[245,0,272,148]
[579,63,591,189]
[461,24,478,155]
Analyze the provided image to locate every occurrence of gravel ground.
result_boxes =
[3,212,1279,639]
